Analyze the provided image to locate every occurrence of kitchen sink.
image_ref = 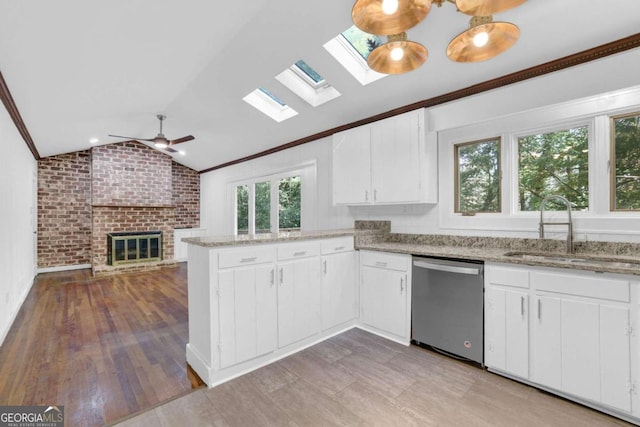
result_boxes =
[503,251,640,270]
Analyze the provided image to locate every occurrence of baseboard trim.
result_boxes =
[37,264,92,274]
[0,274,35,348]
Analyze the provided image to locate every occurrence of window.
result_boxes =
[611,112,640,211]
[518,126,589,211]
[454,138,501,213]
[242,87,298,122]
[275,60,341,107]
[323,25,386,86]
[234,174,301,235]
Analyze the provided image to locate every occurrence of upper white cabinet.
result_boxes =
[333,109,437,205]
[359,250,411,344]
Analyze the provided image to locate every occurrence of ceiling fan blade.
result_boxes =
[169,135,195,145]
[108,134,155,142]
[164,146,178,153]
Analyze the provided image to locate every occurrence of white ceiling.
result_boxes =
[1,0,639,171]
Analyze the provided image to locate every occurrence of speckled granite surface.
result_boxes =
[182,229,356,247]
[359,233,640,276]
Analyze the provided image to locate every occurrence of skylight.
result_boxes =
[324,25,387,86]
[243,87,298,122]
[276,60,341,107]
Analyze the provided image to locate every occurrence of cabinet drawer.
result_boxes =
[360,250,409,271]
[218,246,275,269]
[487,265,530,289]
[533,271,630,302]
[321,237,354,254]
[277,241,320,260]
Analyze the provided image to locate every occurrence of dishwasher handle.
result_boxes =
[413,260,481,276]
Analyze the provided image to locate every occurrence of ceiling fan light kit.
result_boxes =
[352,0,525,73]
[108,114,194,154]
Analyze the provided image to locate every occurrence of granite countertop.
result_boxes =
[358,241,640,276]
[182,229,357,248]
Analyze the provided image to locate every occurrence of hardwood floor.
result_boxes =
[0,265,192,426]
[116,328,633,427]
[1,266,634,426]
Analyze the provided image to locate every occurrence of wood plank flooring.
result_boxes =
[116,328,633,427]
[0,265,192,426]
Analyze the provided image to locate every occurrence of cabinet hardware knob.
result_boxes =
[521,296,525,316]
[537,299,541,320]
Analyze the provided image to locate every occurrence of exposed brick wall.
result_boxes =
[172,162,200,228]
[91,206,175,275]
[37,151,92,268]
[37,140,200,273]
[92,142,172,206]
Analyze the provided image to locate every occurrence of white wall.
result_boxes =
[200,49,640,242]
[0,104,37,346]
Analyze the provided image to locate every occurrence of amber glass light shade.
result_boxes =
[368,33,428,74]
[446,18,519,62]
[456,0,526,16]
[352,0,431,35]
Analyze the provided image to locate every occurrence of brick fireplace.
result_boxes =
[37,140,200,275]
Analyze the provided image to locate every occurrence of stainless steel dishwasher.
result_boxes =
[411,256,484,364]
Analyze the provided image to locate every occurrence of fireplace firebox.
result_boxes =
[107,231,162,266]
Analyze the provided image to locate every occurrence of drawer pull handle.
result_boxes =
[279,268,284,285]
[294,251,307,257]
[270,269,274,286]
[240,257,257,263]
[537,299,541,320]
[323,260,327,274]
[334,246,345,251]
[375,261,388,267]
[521,296,525,316]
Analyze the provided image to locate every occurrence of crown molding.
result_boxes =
[0,71,40,160]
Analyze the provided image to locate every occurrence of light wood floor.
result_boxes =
[0,266,192,426]
[116,328,632,427]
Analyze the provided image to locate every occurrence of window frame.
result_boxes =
[609,111,640,212]
[453,137,502,214]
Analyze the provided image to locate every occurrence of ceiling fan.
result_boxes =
[109,114,194,153]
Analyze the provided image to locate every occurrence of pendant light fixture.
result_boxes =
[350,0,526,74]
[446,15,519,62]
[368,32,428,74]
[352,0,432,35]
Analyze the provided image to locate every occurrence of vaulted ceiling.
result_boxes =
[1,0,639,171]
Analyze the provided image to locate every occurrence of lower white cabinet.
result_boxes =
[359,250,411,343]
[485,263,638,420]
[218,263,277,368]
[277,255,322,348]
[321,238,356,331]
[484,265,530,379]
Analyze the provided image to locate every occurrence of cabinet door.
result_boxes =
[322,251,356,330]
[561,299,600,402]
[278,257,322,348]
[600,305,631,412]
[361,265,407,338]
[532,296,562,390]
[370,110,422,204]
[333,126,372,205]
[218,264,276,368]
[485,287,529,378]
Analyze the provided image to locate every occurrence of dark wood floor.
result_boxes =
[116,329,633,427]
[0,265,192,426]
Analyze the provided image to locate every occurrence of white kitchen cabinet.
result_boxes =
[218,263,277,369]
[332,109,437,206]
[321,237,356,331]
[277,243,322,348]
[333,125,371,205]
[485,265,530,379]
[359,250,411,343]
[531,295,562,390]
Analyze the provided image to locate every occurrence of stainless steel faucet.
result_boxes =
[539,195,573,254]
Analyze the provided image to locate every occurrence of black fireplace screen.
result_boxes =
[107,231,162,265]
